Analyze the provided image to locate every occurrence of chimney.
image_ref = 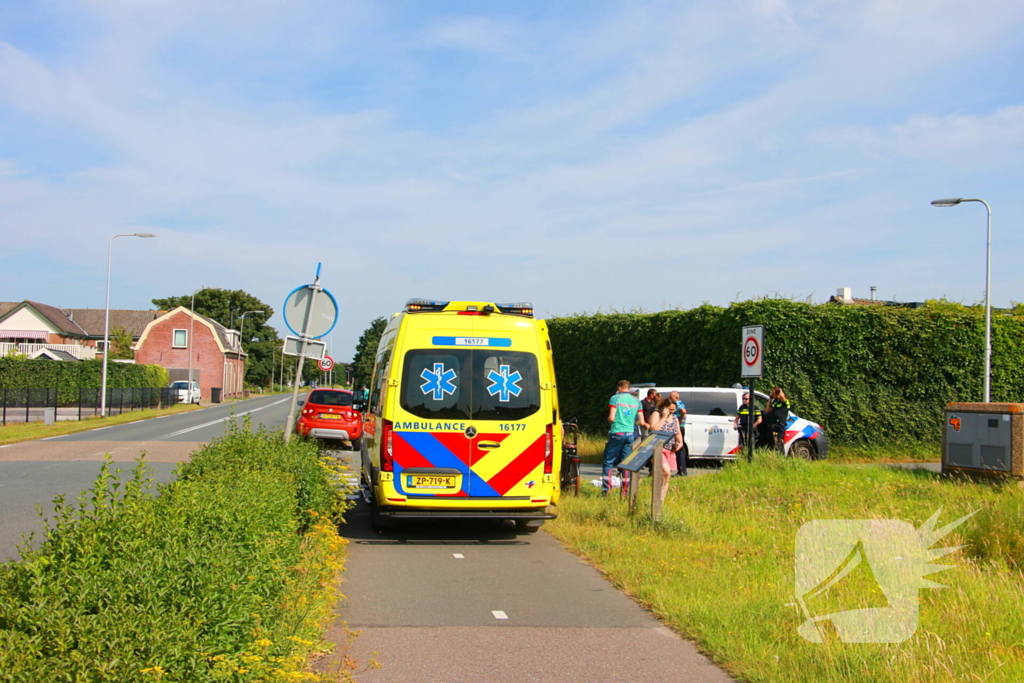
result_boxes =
[837,287,853,302]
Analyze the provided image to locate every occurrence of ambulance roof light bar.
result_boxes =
[495,302,534,317]
[405,298,450,313]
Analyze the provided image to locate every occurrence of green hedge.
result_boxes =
[0,425,349,682]
[548,300,1024,447]
[0,358,168,403]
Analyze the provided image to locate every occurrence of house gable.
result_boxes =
[135,306,229,354]
[0,301,89,338]
[0,306,63,337]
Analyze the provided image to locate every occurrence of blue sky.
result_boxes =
[1,0,1022,358]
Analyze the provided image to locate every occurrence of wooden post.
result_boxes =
[628,469,640,514]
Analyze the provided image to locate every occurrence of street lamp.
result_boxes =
[100,232,156,417]
[189,286,221,403]
[931,197,993,402]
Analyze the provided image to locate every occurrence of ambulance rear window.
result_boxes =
[400,349,541,421]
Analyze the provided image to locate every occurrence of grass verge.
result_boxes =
[548,452,1024,683]
[576,430,941,464]
[0,403,202,446]
[828,442,939,463]
[0,422,354,682]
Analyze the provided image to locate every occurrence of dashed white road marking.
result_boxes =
[492,611,508,620]
[158,398,289,439]
[453,553,465,559]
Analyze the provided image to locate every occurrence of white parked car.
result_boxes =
[169,380,201,404]
[639,386,828,462]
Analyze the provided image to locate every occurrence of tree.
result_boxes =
[108,326,135,360]
[152,289,280,387]
[351,317,387,389]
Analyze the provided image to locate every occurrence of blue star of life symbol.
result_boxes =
[420,363,457,401]
[486,364,523,402]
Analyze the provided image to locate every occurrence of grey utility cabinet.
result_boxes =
[943,402,1024,481]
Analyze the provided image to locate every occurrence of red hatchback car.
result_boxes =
[296,389,363,446]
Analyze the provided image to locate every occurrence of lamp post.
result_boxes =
[237,310,263,396]
[188,286,220,403]
[100,232,155,417]
[931,197,993,402]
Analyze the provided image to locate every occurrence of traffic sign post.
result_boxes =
[283,263,339,443]
[741,325,764,463]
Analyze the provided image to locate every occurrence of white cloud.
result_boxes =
[812,106,1024,166]
[423,17,524,53]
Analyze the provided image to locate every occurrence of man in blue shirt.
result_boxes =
[603,380,644,494]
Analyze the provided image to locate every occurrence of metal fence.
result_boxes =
[0,387,179,425]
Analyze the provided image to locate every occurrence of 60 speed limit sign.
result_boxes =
[741,325,764,378]
[318,355,335,372]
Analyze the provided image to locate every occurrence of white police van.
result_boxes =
[641,386,828,462]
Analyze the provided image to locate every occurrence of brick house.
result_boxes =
[133,307,246,401]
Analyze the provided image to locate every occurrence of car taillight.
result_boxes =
[543,424,554,474]
[382,419,394,472]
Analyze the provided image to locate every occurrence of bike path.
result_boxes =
[316,449,735,683]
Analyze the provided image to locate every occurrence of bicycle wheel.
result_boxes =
[570,459,580,496]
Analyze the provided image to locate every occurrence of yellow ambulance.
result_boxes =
[360,299,561,533]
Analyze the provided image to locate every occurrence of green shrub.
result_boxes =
[176,422,345,532]
[0,357,168,403]
[0,425,350,682]
[548,300,1024,448]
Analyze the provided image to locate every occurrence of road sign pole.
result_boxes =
[747,377,755,463]
[284,264,323,443]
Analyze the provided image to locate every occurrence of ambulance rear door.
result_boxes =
[463,346,547,501]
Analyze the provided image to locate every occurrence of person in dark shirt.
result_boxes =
[640,389,659,439]
[765,387,790,452]
[733,392,761,448]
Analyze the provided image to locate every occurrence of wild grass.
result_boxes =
[548,452,1024,683]
[0,403,201,445]
[575,429,941,464]
[575,431,608,463]
[828,442,940,463]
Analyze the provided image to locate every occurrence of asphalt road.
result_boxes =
[0,393,297,561]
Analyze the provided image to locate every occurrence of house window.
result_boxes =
[173,329,188,348]
[96,340,107,351]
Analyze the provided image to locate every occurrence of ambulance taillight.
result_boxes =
[543,424,554,474]
[381,420,394,472]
